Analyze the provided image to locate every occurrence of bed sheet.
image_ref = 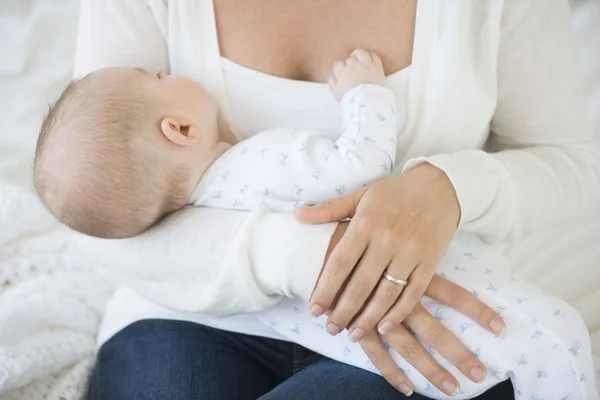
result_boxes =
[0,0,598,398]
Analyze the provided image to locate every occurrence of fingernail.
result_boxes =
[470,366,486,382]
[489,319,506,335]
[348,327,364,342]
[326,323,341,335]
[442,380,459,396]
[378,321,394,335]
[310,305,324,317]
[398,383,413,396]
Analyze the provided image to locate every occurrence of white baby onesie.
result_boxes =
[189,85,597,399]
[190,84,398,212]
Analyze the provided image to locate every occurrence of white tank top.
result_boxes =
[97,1,411,345]
[222,57,411,141]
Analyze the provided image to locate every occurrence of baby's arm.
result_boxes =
[264,80,398,203]
[329,48,399,178]
[290,49,398,200]
[196,50,398,210]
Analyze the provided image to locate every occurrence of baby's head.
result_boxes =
[34,67,222,239]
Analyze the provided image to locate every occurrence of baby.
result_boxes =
[34,50,595,399]
[34,49,396,239]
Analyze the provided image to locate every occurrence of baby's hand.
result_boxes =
[328,49,386,100]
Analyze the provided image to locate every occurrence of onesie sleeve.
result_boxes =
[202,84,398,207]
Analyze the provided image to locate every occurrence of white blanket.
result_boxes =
[0,0,598,399]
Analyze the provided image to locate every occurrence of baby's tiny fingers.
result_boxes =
[351,49,372,62]
[345,55,360,66]
[370,52,384,68]
[327,75,337,90]
[333,60,346,77]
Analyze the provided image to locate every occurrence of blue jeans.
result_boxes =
[90,319,514,400]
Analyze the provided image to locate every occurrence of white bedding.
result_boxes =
[0,0,598,398]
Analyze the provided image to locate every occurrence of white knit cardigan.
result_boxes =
[73,0,600,316]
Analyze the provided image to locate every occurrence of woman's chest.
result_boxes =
[214,0,416,82]
[169,1,497,160]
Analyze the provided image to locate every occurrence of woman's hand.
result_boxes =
[297,163,480,338]
[298,163,507,395]
[317,223,506,396]
[359,275,500,396]
[322,224,502,396]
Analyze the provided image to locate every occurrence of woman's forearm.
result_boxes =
[402,141,600,244]
[403,0,600,244]
[77,206,337,315]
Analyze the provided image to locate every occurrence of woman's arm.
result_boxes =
[77,207,335,314]
[74,0,169,76]
[73,0,337,315]
[403,0,600,244]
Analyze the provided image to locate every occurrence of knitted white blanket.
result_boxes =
[0,159,116,400]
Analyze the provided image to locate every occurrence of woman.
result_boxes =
[75,0,599,399]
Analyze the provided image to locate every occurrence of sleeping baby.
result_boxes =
[33,50,396,239]
[33,50,595,399]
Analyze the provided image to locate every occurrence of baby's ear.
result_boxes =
[160,117,201,146]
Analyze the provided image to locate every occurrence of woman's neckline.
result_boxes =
[190,0,438,142]
[221,56,412,90]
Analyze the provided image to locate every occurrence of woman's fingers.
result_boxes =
[325,244,393,338]
[346,240,433,339]
[384,323,460,396]
[309,222,368,317]
[293,187,367,224]
[377,261,436,335]
[426,275,507,335]
[347,277,404,342]
[405,304,487,387]
[359,329,413,396]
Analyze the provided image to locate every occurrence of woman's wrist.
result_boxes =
[413,163,461,228]
[401,151,506,232]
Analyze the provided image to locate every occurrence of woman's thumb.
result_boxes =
[294,192,359,224]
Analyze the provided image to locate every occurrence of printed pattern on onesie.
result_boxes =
[190,84,401,211]
[256,237,597,400]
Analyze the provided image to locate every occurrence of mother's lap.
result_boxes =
[90,319,514,400]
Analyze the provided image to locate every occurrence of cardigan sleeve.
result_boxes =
[404,0,600,244]
[73,0,336,315]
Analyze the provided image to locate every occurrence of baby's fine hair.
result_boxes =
[34,73,190,239]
